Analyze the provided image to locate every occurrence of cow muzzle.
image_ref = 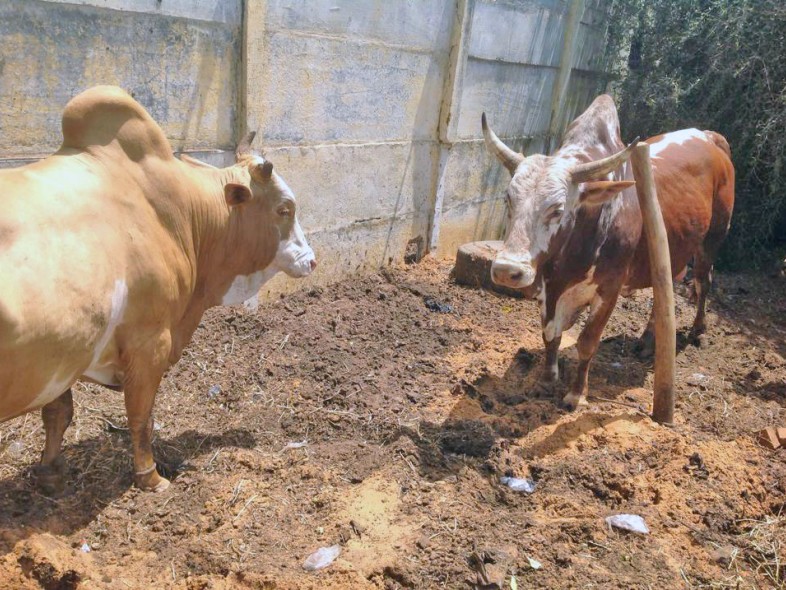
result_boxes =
[491,256,536,288]
[278,219,317,278]
[286,250,317,278]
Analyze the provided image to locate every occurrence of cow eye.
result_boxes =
[546,207,563,222]
[277,206,292,217]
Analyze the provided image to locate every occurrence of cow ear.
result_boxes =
[224,183,252,207]
[579,180,635,206]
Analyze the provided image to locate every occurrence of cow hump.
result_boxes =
[60,86,173,162]
[561,94,623,152]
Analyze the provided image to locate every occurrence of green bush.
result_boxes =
[605,0,786,269]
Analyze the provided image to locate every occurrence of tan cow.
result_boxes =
[0,86,316,492]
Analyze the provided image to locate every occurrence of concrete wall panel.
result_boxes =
[0,0,240,156]
[261,142,436,233]
[263,0,455,52]
[249,31,446,145]
[456,59,557,140]
[469,1,566,67]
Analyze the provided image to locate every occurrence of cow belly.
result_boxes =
[0,368,77,422]
[81,365,122,388]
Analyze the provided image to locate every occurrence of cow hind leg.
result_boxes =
[636,305,656,359]
[35,389,74,495]
[563,292,619,411]
[689,249,713,345]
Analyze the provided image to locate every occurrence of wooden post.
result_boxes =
[630,143,676,424]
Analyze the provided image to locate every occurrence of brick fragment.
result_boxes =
[757,428,781,450]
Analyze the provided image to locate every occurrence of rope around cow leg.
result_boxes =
[135,464,157,477]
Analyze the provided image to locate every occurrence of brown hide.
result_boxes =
[625,132,735,290]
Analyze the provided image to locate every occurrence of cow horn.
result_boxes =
[236,131,257,158]
[569,137,639,183]
[482,113,524,174]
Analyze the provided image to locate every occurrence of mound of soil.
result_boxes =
[1,259,784,589]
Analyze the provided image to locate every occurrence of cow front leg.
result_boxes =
[532,330,562,399]
[35,388,74,494]
[124,381,170,492]
[123,336,172,492]
[563,293,619,411]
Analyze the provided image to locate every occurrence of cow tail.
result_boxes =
[703,130,731,159]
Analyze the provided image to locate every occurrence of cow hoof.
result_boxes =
[35,469,66,496]
[635,334,655,359]
[34,457,67,496]
[531,380,557,399]
[135,470,171,493]
[562,393,588,411]
[689,331,707,348]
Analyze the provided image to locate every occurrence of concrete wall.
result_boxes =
[0,0,614,294]
[0,0,241,167]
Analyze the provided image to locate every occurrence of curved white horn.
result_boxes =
[236,131,257,159]
[482,113,524,174]
[569,137,639,183]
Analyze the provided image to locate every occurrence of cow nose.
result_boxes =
[309,259,317,271]
[491,260,535,288]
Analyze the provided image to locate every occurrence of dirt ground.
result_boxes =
[1,258,785,590]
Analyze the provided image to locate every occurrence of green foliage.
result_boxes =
[605,0,786,269]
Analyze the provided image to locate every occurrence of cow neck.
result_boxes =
[186,164,255,307]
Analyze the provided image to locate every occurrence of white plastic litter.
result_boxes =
[605,514,650,534]
[6,440,25,457]
[303,544,341,571]
[80,541,91,553]
[500,476,536,493]
[688,372,710,386]
[527,556,543,570]
[284,440,308,450]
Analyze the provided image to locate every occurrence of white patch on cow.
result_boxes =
[649,129,707,160]
[275,217,316,278]
[83,279,128,386]
[544,267,598,342]
[222,266,279,307]
[25,373,73,412]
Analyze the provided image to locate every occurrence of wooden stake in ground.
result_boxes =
[630,143,676,424]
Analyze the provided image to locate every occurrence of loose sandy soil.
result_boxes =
[1,258,784,589]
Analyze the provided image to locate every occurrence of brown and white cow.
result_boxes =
[0,86,316,492]
[483,95,734,410]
